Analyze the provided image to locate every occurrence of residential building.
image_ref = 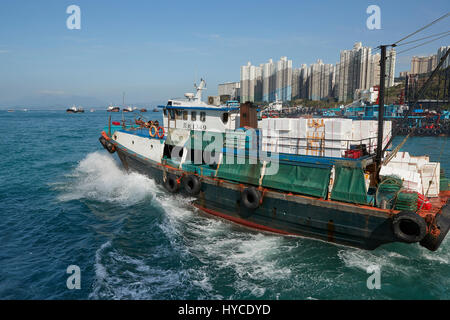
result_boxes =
[411,54,437,74]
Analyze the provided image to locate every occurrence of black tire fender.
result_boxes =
[241,187,262,210]
[183,175,201,196]
[164,174,180,193]
[392,211,427,243]
[99,136,108,149]
[420,204,450,251]
[105,141,116,154]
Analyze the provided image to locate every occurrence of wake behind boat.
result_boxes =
[99,79,450,252]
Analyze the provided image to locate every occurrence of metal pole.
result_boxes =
[108,115,111,137]
[405,74,409,105]
[376,45,387,169]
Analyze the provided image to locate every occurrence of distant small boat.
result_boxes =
[66,105,84,113]
[7,109,14,112]
[123,106,133,112]
[23,109,28,112]
[107,105,120,112]
[140,108,147,112]
[153,108,159,112]
[90,109,95,113]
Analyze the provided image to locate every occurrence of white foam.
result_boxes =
[337,248,414,276]
[58,152,159,205]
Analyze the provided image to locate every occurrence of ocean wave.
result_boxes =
[57,151,158,206]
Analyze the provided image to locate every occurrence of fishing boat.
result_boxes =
[66,105,84,113]
[99,79,449,252]
[107,105,120,112]
[123,106,133,112]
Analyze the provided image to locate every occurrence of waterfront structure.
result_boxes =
[333,42,395,102]
[369,53,381,89]
[240,42,397,103]
[261,59,275,102]
[241,57,292,103]
[307,59,334,101]
[292,64,309,100]
[335,42,373,102]
[411,54,437,74]
[299,64,309,99]
[291,68,301,100]
[218,82,240,101]
[240,62,261,103]
[437,46,450,69]
[386,48,396,88]
[275,57,293,102]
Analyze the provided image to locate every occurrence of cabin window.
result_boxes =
[222,112,229,124]
[200,112,206,122]
[167,101,172,106]
[163,109,167,116]
[175,110,182,119]
[183,111,188,120]
[191,111,197,121]
[168,109,175,120]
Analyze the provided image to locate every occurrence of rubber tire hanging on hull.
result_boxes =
[183,175,201,196]
[392,211,427,243]
[99,136,116,153]
[106,142,116,154]
[241,187,262,210]
[420,205,450,251]
[99,136,107,148]
[164,174,180,193]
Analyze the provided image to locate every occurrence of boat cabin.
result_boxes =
[160,103,241,132]
[159,80,241,132]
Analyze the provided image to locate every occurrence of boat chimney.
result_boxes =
[239,101,258,128]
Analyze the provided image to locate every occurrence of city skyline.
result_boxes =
[238,42,398,103]
[0,0,449,107]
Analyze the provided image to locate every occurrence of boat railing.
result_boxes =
[227,131,379,158]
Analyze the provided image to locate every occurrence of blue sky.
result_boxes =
[0,0,449,107]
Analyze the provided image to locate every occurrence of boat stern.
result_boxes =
[419,198,450,251]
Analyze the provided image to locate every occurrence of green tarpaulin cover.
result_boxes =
[262,164,331,198]
[331,166,368,204]
[216,156,262,185]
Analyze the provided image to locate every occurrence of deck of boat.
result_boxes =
[418,190,450,217]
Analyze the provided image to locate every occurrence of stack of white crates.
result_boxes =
[305,119,326,156]
[259,118,392,159]
[351,120,392,154]
[324,118,352,158]
[380,151,440,197]
[225,130,247,150]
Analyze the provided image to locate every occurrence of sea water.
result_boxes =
[0,110,448,299]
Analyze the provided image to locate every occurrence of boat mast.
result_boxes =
[375,45,387,171]
[122,92,125,123]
